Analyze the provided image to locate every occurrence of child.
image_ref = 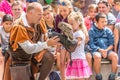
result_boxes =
[43,5,61,71]
[55,0,73,33]
[84,4,97,67]
[0,14,13,80]
[84,4,98,31]
[84,4,97,72]
[114,1,120,23]
[54,0,73,80]
[11,1,24,21]
[66,11,92,80]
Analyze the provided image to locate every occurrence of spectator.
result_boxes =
[43,5,60,70]
[98,0,116,31]
[84,4,98,77]
[107,0,119,17]
[73,0,99,17]
[84,4,98,31]
[114,23,120,65]
[0,14,13,80]
[54,0,73,80]
[114,1,120,23]
[88,13,118,80]
[11,1,25,21]
[113,1,120,66]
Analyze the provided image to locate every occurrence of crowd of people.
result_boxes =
[0,0,120,80]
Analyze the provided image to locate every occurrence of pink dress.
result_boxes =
[65,30,92,79]
[66,59,92,79]
[0,0,12,15]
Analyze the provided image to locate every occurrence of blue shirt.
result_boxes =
[88,23,114,53]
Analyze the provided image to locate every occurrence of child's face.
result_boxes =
[68,18,80,32]
[43,9,54,22]
[96,18,107,30]
[114,4,120,11]
[12,5,23,20]
[59,5,71,19]
[2,21,13,32]
[88,9,97,19]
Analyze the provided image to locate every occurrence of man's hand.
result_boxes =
[47,36,60,47]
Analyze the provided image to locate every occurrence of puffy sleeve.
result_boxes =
[10,25,31,51]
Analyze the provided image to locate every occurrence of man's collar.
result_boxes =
[21,14,30,27]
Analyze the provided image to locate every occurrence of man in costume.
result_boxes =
[3,2,60,80]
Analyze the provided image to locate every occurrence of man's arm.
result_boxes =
[18,40,48,54]
[18,36,60,54]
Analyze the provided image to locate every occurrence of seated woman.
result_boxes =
[43,5,60,70]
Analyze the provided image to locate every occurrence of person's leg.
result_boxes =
[55,52,60,70]
[59,49,67,80]
[93,52,101,74]
[86,52,93,80]
[0,55,4,80]
[108,51,118,73]
[3,57,11,80]
[38,51,54,80]
[86,52,92,69]
[107,51,118,80]
[93,52,102,80]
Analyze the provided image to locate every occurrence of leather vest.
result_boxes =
[9,24,43,64]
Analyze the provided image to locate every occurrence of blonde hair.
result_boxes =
[88,4,98,12]
[12,0,23,8]
[68,11,88,36]
[43,5,53,12]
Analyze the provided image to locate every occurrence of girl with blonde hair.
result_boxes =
[66,11,92,80]
[54,0,73,80]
